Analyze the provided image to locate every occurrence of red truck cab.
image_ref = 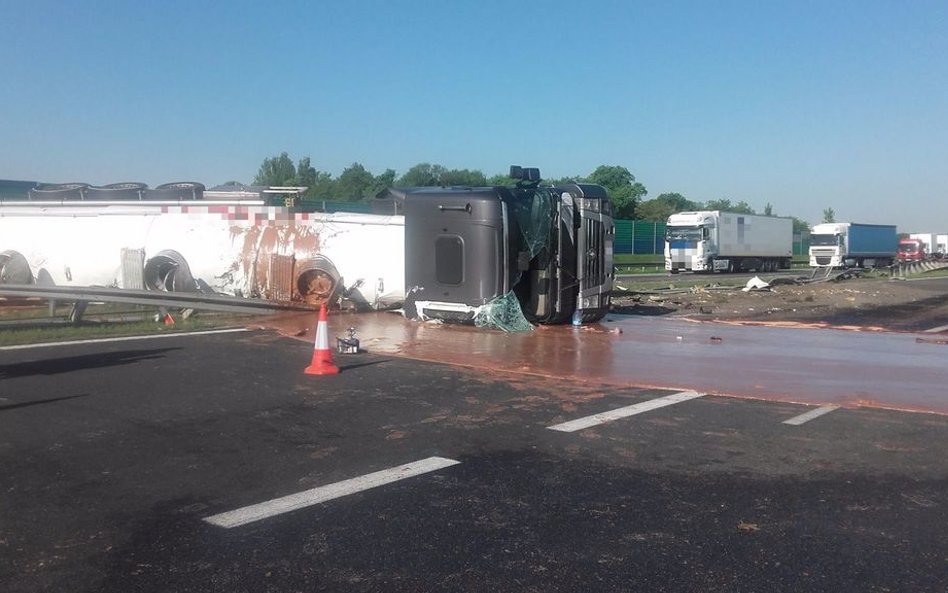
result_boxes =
[897,238,926,262]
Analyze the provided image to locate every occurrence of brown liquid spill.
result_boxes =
[261,311,948,416]
[230,220,324,301]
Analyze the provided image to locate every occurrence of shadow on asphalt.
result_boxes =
[0,348,182,379]
[336,358,393,371]
[0,393,91,411]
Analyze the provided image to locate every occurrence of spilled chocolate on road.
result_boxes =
[262,311,948,415]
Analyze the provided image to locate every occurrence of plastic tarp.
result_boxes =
[742,276,771,292]
[473,291,535,332]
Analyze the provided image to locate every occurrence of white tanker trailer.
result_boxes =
[0,183,405,309]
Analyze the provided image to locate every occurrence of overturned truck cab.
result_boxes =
[381,167,614,327]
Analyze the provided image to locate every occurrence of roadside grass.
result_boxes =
[902,267,948,279]
[614,254,811,275]
[614,276,749,292]
[0,303,260,347]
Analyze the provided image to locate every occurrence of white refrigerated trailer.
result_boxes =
[665,211,793,273]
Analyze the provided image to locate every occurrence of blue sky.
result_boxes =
[2,0,947,230]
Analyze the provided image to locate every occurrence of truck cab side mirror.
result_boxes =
[508,165,541,183]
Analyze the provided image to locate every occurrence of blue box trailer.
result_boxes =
[809,222,897,267]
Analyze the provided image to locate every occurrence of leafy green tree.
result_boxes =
[369,168,397,197]
[634,200,673,223]
[764,202,774,216]
[702,198,754,214]
[487,172,517,185]
[305,171,335,200]
[586,165,647,219]
[253,152,296,186]
[441,168,488,187]
[544,174,581,186]
[635,192,698,222]
[733,200,755,214]
[396,163,448,187]
[822,207,836,223]
[702,198,732,211]
[791,217,810,234]
[335,163,375,201]
[294,157,317,188]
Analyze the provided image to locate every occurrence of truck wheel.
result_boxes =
[295,255,343,307]
[144,250,197,292]
[0,250,33,284]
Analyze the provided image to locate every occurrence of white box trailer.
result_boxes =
[665,211,793,273]
[909,233,939,257]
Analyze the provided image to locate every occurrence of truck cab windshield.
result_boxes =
[666,226,704,241]
[509,187,554,258]
[810,234,839,247]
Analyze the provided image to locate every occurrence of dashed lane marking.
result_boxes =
[204,456,461,529]
[0,328,249,351]
[782,404,840,426]
[547,390,706,433]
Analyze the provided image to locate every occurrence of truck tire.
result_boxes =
[144,250,198,292]
[295,256,342,307]
[0,250,33,284]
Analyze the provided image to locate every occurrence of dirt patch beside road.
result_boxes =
[612,275,948,333]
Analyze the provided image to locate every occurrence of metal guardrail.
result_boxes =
[0,284,315,319]
[894,260,948,278]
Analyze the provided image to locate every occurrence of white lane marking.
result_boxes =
[204,456,461,529]
[547,390,706,433]
[782,404,840,426]
[0,328,248,351]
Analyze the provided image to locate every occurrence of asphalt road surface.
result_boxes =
[1,330,946,592]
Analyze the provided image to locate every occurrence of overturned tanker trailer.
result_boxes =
[0,167,614,326]
[0,182,406,309]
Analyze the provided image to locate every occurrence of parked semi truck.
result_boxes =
[808,222,897,268]
[0,167,614,326]
[906,233,948,260]
[898,237,927,262]
[665,211,792,273]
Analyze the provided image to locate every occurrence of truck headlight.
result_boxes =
[579,198,601,212]
[581,295,600,309]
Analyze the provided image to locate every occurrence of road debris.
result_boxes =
[742,276,771,292]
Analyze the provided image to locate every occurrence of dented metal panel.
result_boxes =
[120,248,145,289]
[266,254,295,302]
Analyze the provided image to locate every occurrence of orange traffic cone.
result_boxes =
[304,304,340,375]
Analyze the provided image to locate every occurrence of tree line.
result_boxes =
[250,152,819,232]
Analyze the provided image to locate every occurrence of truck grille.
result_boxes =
[582,218,604,290]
